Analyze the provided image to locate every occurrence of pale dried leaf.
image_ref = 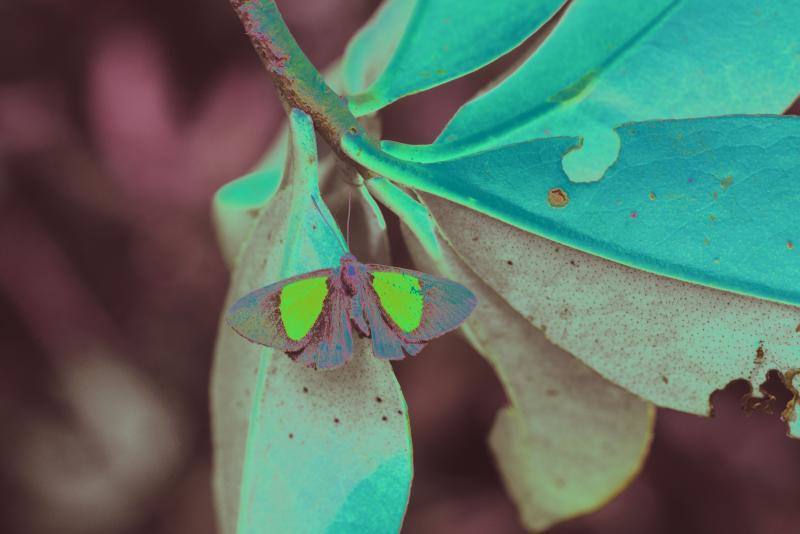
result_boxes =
[370,178,653,530]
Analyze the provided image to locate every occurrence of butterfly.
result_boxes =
[225,253,477,369]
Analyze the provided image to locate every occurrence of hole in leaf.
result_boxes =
[547,187,569,208]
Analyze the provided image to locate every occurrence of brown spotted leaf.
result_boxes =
[421,193,800,434]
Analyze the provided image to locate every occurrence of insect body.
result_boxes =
[226,254,476,369]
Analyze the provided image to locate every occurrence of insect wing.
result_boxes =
[226,268,335,352]
[365,265,477,343]
[292,282,354,370]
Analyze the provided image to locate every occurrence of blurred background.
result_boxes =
[2,1,800,533]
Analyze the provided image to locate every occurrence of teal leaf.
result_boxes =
[212,126,288,268]
[415,190,800,432]
[346,0,567,116]
[211,109,412,534]
[371,180,654,531]
[340,0,415,97]
[212,63,343,268]
[385,0,800,183]
[344,115,800,307]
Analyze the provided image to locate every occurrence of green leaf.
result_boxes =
[345,115,800,307]
[213,145,387,271]
[212,62,345,268]
[385,0,800,182]
[340,0,414,96]
[211,110,412,534]
[346,0,567,116]
[349,115,800,429]
[212,126,288,268]
[369,179,654,531]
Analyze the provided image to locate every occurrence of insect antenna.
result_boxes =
[346,188,352,248]
[310,194,348,253]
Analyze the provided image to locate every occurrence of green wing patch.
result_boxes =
[279,276,329,340]
[371,271,424,333]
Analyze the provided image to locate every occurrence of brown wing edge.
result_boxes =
[364,264,477,347]
[225,268,336,353]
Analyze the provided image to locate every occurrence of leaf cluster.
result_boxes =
[213,1,800,532]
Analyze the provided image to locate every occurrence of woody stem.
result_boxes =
[228,0,378,176]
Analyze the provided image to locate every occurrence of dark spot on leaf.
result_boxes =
[288,433,294,439]
[661,375,669,384]
[720,174,734,190]
[312,224,317,230]
[796,323,800,333]
[546,389,558,397]
[554,247,560,253]
[547,187,569,208]
[302,386,308,393]
[348,126,358,134]
[382,416,388,421]
[648,191,657,201]
[506,260,513,266]
[334,418,340,424]
[397,410,403,415]
[375,396,383,403]
[630,211,638,219]
[788,241,795,250]
[472,235,479,242]
[570,260,577,267]
[755,341,765,364]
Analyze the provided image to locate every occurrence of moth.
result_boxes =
[226,253,477,369]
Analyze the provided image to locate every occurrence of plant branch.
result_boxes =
[229,0,377,176]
